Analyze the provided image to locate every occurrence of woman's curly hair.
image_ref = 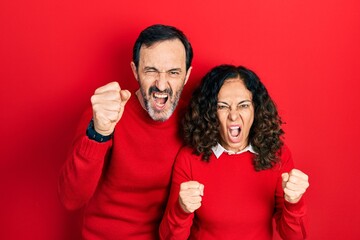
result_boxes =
[183,64,284,171]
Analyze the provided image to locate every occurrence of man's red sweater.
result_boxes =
[58,95,185,239]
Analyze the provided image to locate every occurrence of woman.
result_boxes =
[160,65,309,239]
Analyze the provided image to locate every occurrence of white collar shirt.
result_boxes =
[211,143,257,159]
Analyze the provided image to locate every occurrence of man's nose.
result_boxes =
[156,72,168,91]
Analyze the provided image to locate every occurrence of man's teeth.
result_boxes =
[153,92,168,105]
[154,93,167,98]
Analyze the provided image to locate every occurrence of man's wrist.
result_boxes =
[86,119,113,142]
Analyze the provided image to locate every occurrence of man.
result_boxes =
[58,24,193,239]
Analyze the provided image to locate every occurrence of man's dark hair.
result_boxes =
[132,24,193,70]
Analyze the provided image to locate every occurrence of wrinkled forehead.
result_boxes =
[218,77,252,100]
[138,39,186,70]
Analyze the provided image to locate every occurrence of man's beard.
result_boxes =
[140,85,183,121]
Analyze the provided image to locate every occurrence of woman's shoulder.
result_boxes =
[275,143,295,171]
[279,143,292,157]
[177,145,198,158]
[175,145,204,164]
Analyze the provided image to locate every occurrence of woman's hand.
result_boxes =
[282,169,309,204]
[179,181,204,213]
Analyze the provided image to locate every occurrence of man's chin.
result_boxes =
[148,107,173,122]
[146,97,180,121]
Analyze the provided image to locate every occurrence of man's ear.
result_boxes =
[130,61,139,82]
[184,66,192,85]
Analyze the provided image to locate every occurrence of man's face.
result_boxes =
[131,39,191,121]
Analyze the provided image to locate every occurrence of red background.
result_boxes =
[1,0,360,239]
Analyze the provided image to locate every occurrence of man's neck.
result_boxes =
[135,89,146,111]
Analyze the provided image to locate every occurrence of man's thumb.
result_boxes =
[281,173,289,189]
[120,90,131,106]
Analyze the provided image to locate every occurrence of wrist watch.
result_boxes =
[86,119,113,142]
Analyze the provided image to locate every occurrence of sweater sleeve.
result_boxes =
[58,107,112,210]
[273,146,308,239]
[159,147,195,240]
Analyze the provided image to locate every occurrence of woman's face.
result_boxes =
[217,77,254,152]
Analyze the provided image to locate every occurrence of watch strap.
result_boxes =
[86,119,113,142]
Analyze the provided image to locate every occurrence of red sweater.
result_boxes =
[160,145,307,240]
[58,95,185,239]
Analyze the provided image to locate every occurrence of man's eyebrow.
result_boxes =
[168,68,182,72]
[143,66,182,72]
[144,66,158,71]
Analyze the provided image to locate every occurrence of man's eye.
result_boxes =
[169,71,180,75]
[145,69,156,73]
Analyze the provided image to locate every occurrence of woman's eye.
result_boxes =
[217,105,228,110]
[239,104,250,109]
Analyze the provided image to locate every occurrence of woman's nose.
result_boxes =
[228,108,239,121]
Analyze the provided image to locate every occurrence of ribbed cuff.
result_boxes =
[77,135,112,162]
[284,197,306,215]
[173,199,193,220]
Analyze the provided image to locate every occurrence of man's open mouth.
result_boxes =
[153,92,168,107]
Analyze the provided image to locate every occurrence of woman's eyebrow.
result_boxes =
[218,100,251,105]
[238,100,252,104]
[217,101,230,105]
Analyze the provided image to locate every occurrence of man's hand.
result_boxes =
[179,181,204,213]
[282,169,309,204]
[91,81,131,136]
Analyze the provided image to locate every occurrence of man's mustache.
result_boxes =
[149,86,173,96]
